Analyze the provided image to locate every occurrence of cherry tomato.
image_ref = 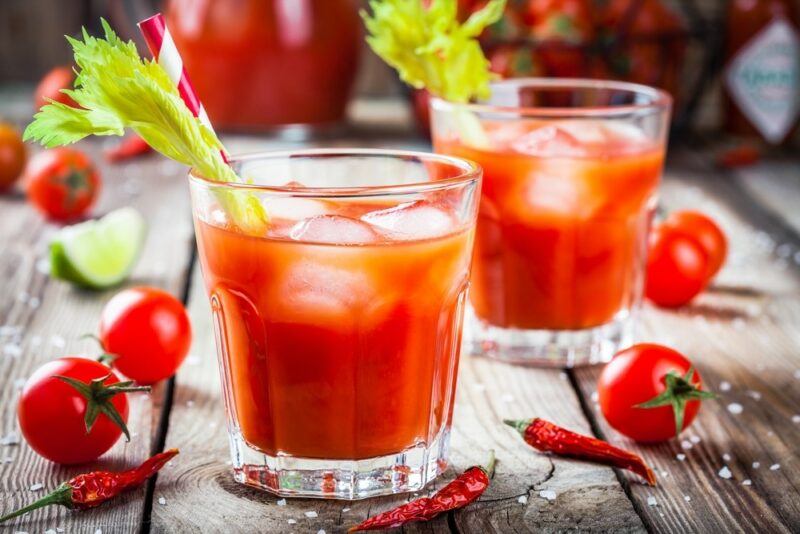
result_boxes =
[0,122,26,192]
[24,148,100,221]
[598,344,712,443]
[645,223,710,307]
[99,287,192,385]
[18,357,129,464]
[489,44,543,78]
[663,211,727,279]
[33,66,78,110]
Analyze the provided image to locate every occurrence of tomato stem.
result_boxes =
[55,374,151,441]
[635,367,716,438]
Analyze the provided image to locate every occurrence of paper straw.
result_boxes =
[137,13,227,160]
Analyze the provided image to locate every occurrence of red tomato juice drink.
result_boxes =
[189,150,481,499]
[431,79,671,367]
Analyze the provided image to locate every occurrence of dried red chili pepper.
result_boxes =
[716,144,760,169]
[0,449,178,523]
[104,134,152,163]
[349,450,495,532]
[505,418,656,485]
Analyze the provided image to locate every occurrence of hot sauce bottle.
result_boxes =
[723,0,800,144]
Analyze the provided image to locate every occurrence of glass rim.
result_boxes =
[188,148,481,198]
[430,77,672,118]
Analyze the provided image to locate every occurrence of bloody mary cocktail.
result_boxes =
[431,79,671,366]
[190,150,480,499]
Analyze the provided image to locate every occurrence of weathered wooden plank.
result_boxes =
[573,149,800,533]
[0,141,194,532]
[151,136,644,534]
[153,269,645,534]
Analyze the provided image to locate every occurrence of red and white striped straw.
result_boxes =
[137,13,227,160]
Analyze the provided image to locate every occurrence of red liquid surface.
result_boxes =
[195,203,473,459]
[435,121,663,330]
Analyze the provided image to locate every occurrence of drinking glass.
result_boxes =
[431,79,671,367]
[189,149,481,498]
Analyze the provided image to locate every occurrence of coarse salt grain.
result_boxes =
[287,519,297,524]
[719,381,731,392]
[752,462,760,469]
[342,507,350,512]
[723,453,732,462]
[681,440,692,450]
[742,479,752,486]
[30,483,44,491]
[770,464,780,471]
[1,432,20,446]
[305,511,318,518]
[591,391,599,403]
[57,529,65,533]
[676,454,686,461]
[318,530,326,534]
[95,529,102,534]
[4,343,22,358]
[792,415,800,424]
[661,470,669,477]
[647,496,657,507]
[718,466,732,479]
[36,259,50,275]
[689,436,701,444]
[539,490,557,501]
[727,403,743,414]
[745,390,761,401]
[517,495,528,504]
[45,530,56,534]
[276,499,287,506]
[684,495,691,502]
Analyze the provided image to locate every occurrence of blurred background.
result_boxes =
[1,0,798,147]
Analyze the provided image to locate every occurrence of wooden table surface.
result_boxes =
[1,98,799,534]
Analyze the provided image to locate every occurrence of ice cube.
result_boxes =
[511,124,587,157]
[273,259,376,324]
[521,172,600,219]
[263,197,331,222]
[362,201,455,240]
[289,215,380,244]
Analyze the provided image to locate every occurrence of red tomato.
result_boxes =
[24,148,100,221]
[598,344,712,442]
[33,66,78,110]
[489,44,543,78]
[0,122,26,192]
[99,287,192,384]
[18,357,129,464]
[645,224,710,307]
[663,211,727,279]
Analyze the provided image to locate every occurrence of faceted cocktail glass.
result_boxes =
[431,79,671,367]
[189,149,481,499]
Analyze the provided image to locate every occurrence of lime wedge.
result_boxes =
[49,207,147,289]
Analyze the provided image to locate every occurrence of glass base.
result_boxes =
[228,427,450,500]
[467,309,635,367]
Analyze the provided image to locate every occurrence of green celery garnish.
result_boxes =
[362,0,505,104]
[23,19,267,232]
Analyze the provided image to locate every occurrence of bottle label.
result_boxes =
[725,17,800,143]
